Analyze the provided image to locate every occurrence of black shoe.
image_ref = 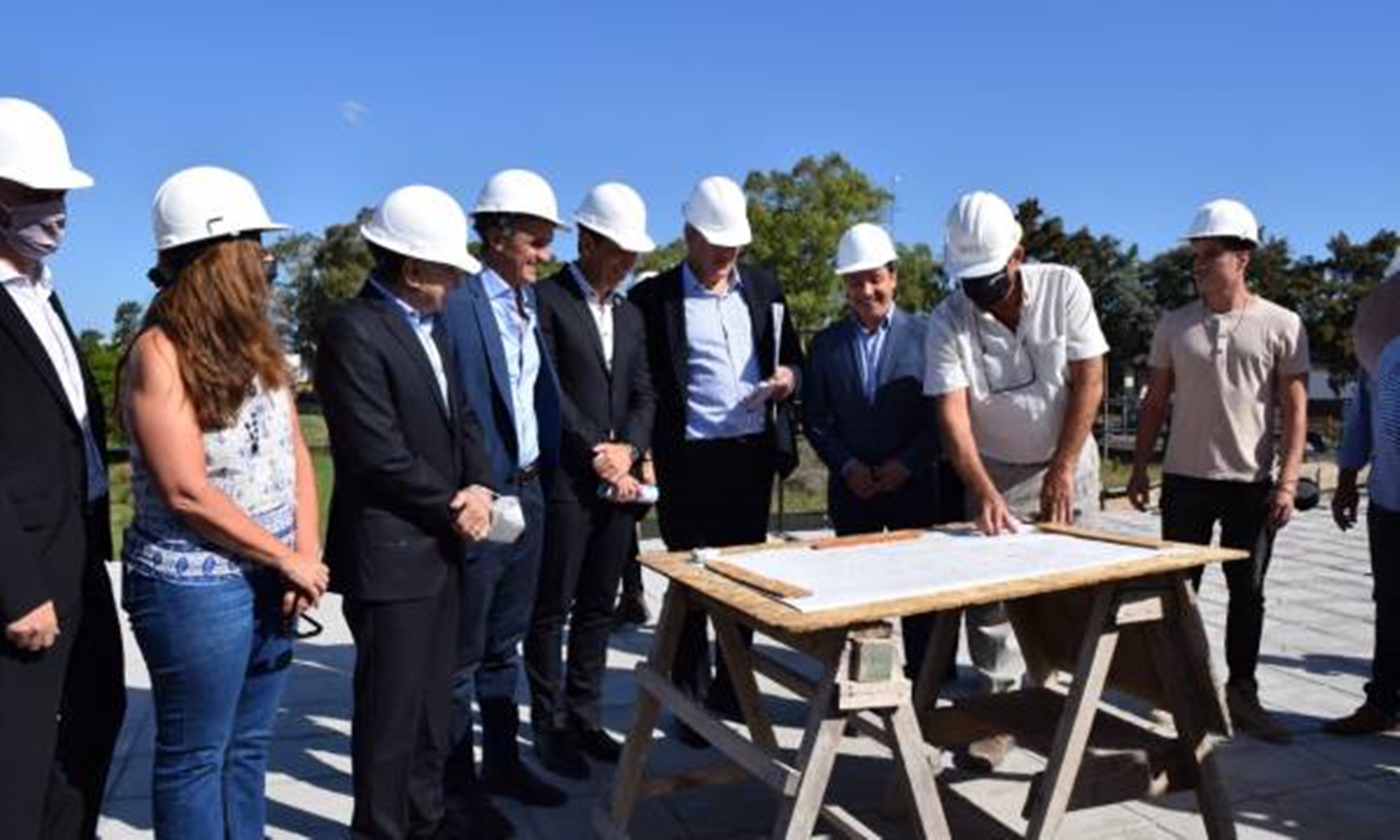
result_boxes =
[441,784,515,839]
[570,721,623,763]
[482,761,568,807]
[614,593,649,626]
[534,726,589,780]
[673,718,709,749]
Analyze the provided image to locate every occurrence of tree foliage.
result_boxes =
[272,210,374,367]
[744,154,892,331]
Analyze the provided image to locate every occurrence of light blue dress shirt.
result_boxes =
[854,313,891,404]
[682,264,765,440]
[368,277,449,410]
[1339,338,1400,511]
[480,268,541,468]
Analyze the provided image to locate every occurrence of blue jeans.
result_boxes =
[124,566,294,839]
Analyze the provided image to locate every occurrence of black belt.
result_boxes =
[508,461,540,485]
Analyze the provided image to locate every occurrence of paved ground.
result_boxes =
[98,504,1398,838]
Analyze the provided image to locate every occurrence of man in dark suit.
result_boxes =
[0,98,125,840]
[803,223,961,677]
[441,169,565,818]
[628,176,803,741]
[524,183,656,779]
[316,185,495,840]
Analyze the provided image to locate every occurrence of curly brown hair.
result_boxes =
[128,238,288,431]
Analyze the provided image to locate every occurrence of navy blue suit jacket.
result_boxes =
[441,275,561,492]
[802,307,940,513]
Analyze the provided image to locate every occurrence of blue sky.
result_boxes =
[10,0,1397,331]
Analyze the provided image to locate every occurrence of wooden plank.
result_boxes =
[1025,585,1120,839]
[913,609,962,711]
[771,650,851,839]
[809,528,924,550]
[707,558,812,599]
[609,586,689,829]
[636,763,750,798]
[886,701,952,839]
[635,666,798,796]
[640,533,1246,634]
[712,612,780,751]
[1147,579,1236,839]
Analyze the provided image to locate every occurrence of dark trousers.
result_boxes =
[1367,504,1400,715]
[830,464,966,680]
[1161,473,1275,691]
[525,496,635,728]
[657,435,774,705]
[620,530,643,600]
[451,479,546,771]
[344,564,460,840]
[0,562,124,840]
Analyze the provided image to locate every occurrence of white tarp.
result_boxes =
[720,530,1187,613]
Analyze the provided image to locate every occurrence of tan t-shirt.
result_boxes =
[1148,295,1309,482]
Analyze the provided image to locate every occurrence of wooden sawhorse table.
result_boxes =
[600,525,1244,838]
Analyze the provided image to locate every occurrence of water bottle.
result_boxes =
[598,482,660,505]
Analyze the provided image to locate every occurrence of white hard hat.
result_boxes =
[834,223,897,275]
[683,175,751,248]
[152,166,286,251]
[1383,249,1400,281]
[472,168,568,229]
[574,182,656,254]
[1184,198,1259,245]
[362,184,481,274]
[943,191,1022,280]
[0,98,92,190]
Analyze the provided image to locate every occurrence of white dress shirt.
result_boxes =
[1,258,109,501]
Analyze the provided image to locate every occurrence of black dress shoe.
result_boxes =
[570,722,623,763]
[535,727,589,780]
[482,761,568,807]
[614,593,649,626]
[441,784,515,839]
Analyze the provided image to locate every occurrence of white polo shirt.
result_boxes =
[923,262,1108,465]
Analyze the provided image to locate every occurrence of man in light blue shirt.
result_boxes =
[441,169,566,824]
[629,175,804,745]
[1326,264,1400,736]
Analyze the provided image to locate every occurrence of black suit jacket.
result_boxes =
[315,279,493,603]
[627,262,804,482]
[534,267,655,503]
[0,289,111,623]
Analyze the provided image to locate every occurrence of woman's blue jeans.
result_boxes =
[124,566,294,839]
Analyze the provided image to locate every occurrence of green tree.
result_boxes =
[744,153,892,331]
[1015,199,1157,382]
[111,300,143,351]
[633,238,685,278]
[76,329,120,422]
[892,242,945,314]
[276,210,374,366]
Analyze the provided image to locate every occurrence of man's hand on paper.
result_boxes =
[975,489,1022,536]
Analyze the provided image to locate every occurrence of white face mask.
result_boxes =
[484,494,526,544]
[0,196,67,261]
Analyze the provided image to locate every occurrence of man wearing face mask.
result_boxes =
[923,190,1107,769]
[1127,199,1308,745]
[0,97,126,839]
[524,183,656,780]
[440,169,566,831]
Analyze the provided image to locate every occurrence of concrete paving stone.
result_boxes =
[1206,736,1352,801]
[1292,729,1400,778]
[1230,774,1400,839]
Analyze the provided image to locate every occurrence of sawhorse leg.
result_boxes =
[606,585,690,834]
